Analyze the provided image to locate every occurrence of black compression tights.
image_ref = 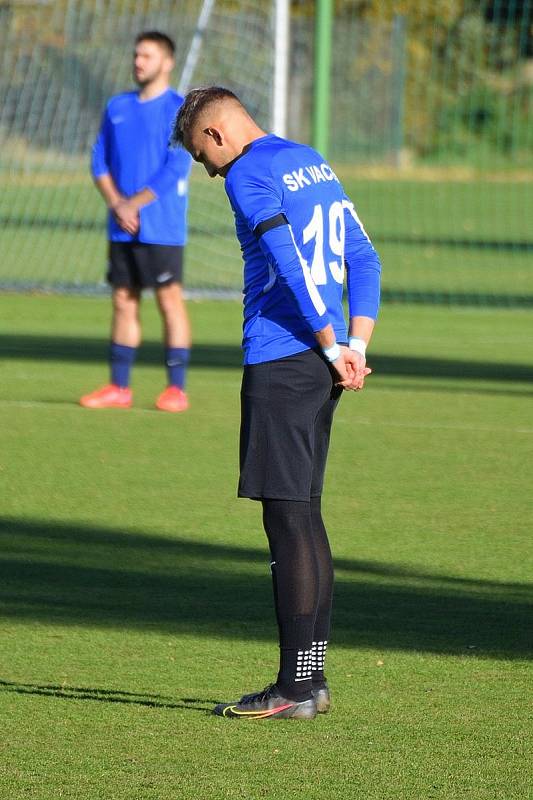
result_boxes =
[261,497,334,700]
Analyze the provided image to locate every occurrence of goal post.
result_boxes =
[272,0,290,138]
[177,0,217,96]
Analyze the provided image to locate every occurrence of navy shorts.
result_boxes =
[108,242,184,289]
[238,348,343,502]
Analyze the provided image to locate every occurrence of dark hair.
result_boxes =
[170,86,241,147]
[135,31,175,57]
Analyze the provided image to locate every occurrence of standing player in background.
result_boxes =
[172,88,381,720]
[80,31,192,413]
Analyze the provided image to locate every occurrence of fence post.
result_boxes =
[391,14,406,166]
[312,0,333,157]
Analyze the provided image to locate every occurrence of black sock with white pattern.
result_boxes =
[262,499,319,702]
[310,496,333,689]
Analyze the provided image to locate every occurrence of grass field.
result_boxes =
[0,293,532,799]
[1,171,531,299]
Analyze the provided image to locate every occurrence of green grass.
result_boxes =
[0,172,531,297]
[0,294,532,799]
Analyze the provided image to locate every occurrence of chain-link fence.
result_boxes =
[0,0,531,303]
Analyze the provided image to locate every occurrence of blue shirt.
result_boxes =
[224,134,381,364]
[91,89,191,245]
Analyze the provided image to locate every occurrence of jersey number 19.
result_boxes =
[303,201,346,285]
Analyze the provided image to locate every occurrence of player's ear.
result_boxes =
[204,127,224,146]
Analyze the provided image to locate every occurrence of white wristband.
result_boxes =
[322,342,341,363]
[349,336,366,357]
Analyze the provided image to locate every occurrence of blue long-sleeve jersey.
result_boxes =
[224,134,381,364]
[91,88,192,244]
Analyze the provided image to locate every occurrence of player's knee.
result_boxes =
[112,288,139,317]
[157,284,184,318]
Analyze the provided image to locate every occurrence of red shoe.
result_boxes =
[155,386,189,413]
[79,384,132,409]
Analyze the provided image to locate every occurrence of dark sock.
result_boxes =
[262,499,319,702]
[165,347,190,389]
[110,342,136,388]
[310,496,334,688]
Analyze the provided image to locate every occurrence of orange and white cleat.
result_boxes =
[79,384,132,409]
[155,386,189,413]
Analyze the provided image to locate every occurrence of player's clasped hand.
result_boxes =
[333,347,372,391]
[113,199,140,235]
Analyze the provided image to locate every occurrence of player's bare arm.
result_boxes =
[94,173,139,235]
[94,173,125,214]
[114,187,157,234]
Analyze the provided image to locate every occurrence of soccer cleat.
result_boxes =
[79,384,132,409]
[313,682,331,714]
[213,684,317,720]
[155,386,189,413]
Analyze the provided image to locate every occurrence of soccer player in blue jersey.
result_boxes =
[172,88,381,720]
[80,32,192,413]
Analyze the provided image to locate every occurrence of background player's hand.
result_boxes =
[113,199,140,235]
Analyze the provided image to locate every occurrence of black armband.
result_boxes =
[253,213,289,239]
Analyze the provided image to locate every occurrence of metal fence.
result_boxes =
[0,0,531,303]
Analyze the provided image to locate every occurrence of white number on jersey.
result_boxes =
[302,201,346,286]
[303,204,326,285]
[263,199,366,316]
[328,201,345,283]
[288,225,327,316]
[342,199,371,242]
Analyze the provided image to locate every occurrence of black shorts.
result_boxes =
[107,242,184,289]
[239,348,343,502]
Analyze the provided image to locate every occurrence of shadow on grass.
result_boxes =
[1,517,531,660]
[1,333,533,390]
[0,679,216,712]
[0,334,243,370]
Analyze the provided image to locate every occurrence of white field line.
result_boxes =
[1,398,532,435]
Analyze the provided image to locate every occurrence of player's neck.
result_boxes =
[240,128,268,154]
[236,123,268,154]
[218,130,268,178]
[138,78,170,102]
